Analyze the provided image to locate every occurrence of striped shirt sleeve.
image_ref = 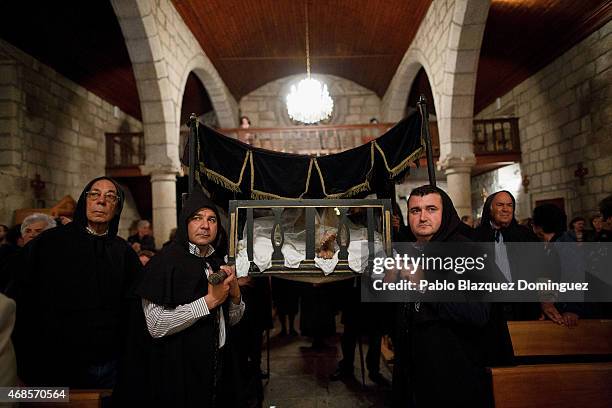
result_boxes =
[228,298,246,326]
[142,297,211,338]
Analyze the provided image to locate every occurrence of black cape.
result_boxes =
[12,177,141,387]
[393,186,494,408]
[475,190,541,321]
[116,187,242,407]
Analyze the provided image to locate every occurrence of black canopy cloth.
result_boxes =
[183,110,424,201]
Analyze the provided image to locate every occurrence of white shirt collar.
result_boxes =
[86,226,108,236]
[188,242,215,258]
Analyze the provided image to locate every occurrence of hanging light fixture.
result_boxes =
[286,0,333,124]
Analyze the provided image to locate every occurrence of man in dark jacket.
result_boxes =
[122,187,245,407]
[13,177,142,388]
[474,190,541,320]
[390,185,494,408]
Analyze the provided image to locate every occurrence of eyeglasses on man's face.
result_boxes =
[86,190,119,204]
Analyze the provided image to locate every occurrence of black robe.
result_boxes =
[393,187,494,408]
[12,177,141,387]
[116,187,243,407]
[474,190,541,322]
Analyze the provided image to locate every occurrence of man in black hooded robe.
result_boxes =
[131,187,245,407]
[474,190,541,321]
[389,185,494,408]
[12,177,141,388]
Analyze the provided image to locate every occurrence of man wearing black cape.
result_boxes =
[389,185,496,407]
[123,187,245,407]
[474,190,541,321]
[12,177,141,387]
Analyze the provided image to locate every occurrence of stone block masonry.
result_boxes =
[474,21,612,218]
[0,39,143,231]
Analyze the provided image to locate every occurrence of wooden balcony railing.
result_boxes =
[473,118,520,155]
[105,118,520,175]
[105,132,145,177]
[219,123,391,155]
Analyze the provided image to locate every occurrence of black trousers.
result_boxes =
[339,324,382,374]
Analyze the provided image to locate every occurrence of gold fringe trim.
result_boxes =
[300,158,314,199]
[325,180,371,199]
[314,143,376,199]
[250,189,303,201]
[313,158,328,196]
[199,150,250,193]
[249,154,314,200]
[202,168,241,192]
[373,141,424,178]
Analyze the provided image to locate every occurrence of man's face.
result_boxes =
[490,192,514,228]
[593,216,603,232]
[138,224,151,237]
[23,220,49,244]
[86,179,118,227]
[408,193,443,241]
[187,208,218,248]
[573,220,585,232]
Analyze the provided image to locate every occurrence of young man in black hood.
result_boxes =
[389,185,498,408]
[12,177,142,388]
[131,187,244,407]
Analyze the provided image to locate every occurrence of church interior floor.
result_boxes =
[261,317,392,408]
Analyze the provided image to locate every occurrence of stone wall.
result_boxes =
[0,39,143,236]
[239,74,381,127]
[474,21,612,219]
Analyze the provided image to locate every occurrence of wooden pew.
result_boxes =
[490,363,612,408]
[507,319,612,358]
[489,319,612,408]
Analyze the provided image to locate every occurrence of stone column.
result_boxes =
[439,156,476,217]
[150,171,177,249]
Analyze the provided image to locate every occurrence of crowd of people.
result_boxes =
[0,175,610,407]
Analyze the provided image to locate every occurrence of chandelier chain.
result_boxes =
[285,0,333,124]
[305,0,311,78]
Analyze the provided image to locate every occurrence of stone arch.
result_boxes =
[110,0,180,173]
[383,0,490,215]
[177,54,239,129]
[382,49,439,123]
[437,0,490,161]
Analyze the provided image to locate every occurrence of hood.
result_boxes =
[175,186,227,255]
[73,177,125,238]
[404,185,462,242]
[480,190,518,229]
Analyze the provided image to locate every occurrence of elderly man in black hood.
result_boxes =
[388,185,498,408]
[128,187,244,407]
[474,190,541,320]
[13,177,142,388]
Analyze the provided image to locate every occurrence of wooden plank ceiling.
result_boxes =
[172,0,431,99]
[0,1,609,122]
[0,1,141,120]
[476,0,612,113]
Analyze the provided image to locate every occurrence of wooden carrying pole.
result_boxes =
[183,113,198,207]
[417,95,436,187]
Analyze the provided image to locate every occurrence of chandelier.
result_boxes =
[286,1,333,124]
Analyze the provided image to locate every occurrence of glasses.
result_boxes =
[86,190,119,204]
